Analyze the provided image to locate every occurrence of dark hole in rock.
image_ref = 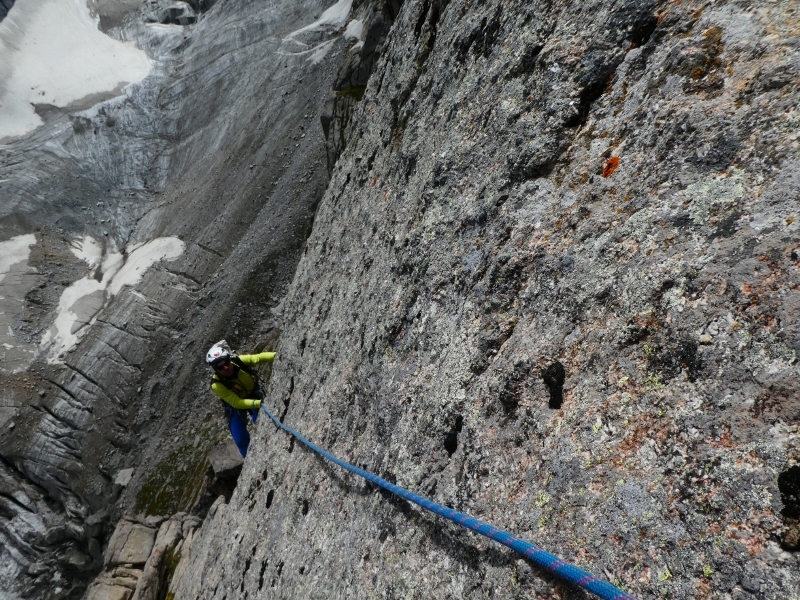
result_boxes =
[778,466,800,550]
[630,14,659,48]
[542,361,565,409]
[241,558,251,591]
[276,561,284,576]
[302,499,309,516]
[414,0,429,38]
[299,566,305,575]
[288,437,295,453]
[443,415,463,456]
[266,489,274,509]
[258,560,269,590]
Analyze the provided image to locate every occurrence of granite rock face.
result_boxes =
[169,1,799,599]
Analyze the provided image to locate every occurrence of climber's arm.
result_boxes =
[239,352,276,366]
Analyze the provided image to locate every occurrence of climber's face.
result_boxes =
[215,358,234,377]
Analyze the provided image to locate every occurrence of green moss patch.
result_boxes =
[135,431,220,516]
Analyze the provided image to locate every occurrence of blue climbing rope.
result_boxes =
[260,404,637,600]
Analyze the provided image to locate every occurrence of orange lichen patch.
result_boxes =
[601,156,620,178]
[617,424,650,455]
[729,528,766,556]
[709,430,734,449]
[587,481,609,496]
[703,25,723,45]
[695,580,714,598]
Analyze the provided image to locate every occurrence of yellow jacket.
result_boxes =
[210,352,275,410]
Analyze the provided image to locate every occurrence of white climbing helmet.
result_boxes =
[206,340,233,366]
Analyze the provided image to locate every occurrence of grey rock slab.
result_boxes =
[131,515,185,600]
[206,442,243,479]
[104,520,157,567]
[85,583,133,600]
[3,0,799,598]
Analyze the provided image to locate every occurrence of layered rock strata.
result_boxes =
[0,0,362,597]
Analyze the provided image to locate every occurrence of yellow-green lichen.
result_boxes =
[686,168,745,224]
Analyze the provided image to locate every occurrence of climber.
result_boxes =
[206,341,276,458]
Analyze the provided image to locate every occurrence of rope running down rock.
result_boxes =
[260,404,636,600]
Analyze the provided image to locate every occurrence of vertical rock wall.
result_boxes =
[171,0,799,599]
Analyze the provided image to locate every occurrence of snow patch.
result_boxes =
[307,39,338,64]
[41,236,185,363]
[283,0,353,43]
[69,236,103,269]
[0,0,153,142]
[344,19,363,41]
[107,237,185,296]
[0,234,36,282]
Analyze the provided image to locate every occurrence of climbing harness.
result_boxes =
[259,404,637,600]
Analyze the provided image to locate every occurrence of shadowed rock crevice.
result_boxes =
[541,361,566,410]
[779,466,800,551]
[443,414,463,456]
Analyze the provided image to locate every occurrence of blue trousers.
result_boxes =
[227,407,259,458]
